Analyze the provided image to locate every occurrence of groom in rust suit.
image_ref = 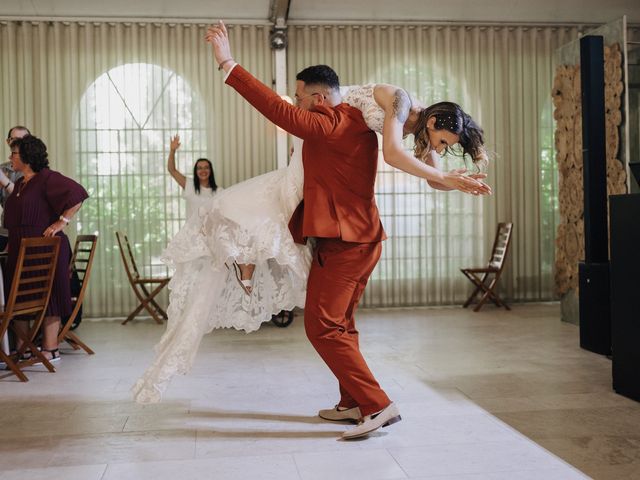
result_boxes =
[207,21,401,439]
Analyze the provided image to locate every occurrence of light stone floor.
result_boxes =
[0,303,638,480]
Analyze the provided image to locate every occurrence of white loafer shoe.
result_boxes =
[318,405,361,422]
[341,402,401,440]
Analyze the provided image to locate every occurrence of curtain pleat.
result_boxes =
[2,20,600,314]
[1,21,273,317]
[288,24,578,306]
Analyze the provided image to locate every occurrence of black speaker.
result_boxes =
[610,194,640,401]
[580,35,608,263]
[578,262,611,355]
[578,35,611,355]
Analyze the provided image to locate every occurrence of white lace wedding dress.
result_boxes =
[132,85,385,404]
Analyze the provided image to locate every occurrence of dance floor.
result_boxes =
[1,303,637,479]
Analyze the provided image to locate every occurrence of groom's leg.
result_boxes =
[305,238,390,417]
[338,274,369,408]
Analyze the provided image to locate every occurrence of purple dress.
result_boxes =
[3,168,89,317]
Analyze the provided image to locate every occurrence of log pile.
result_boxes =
[553,43,626,295]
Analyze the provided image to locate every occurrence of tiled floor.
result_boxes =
[0,303,637,479]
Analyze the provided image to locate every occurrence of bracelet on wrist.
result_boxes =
[218,58,234,71]
[59,215,70,224]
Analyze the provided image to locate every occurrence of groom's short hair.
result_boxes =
[296,65,340,90]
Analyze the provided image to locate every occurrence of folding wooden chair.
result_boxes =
[115,231,170,325]
[57,234,98,354]
[461,222,513,312]
[0,237,60,381]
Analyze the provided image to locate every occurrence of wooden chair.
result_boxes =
[115,231,170,325]
[57,234,98,354]
[461,222,513,312]
[0,237,60,381]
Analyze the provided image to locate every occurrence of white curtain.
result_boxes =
[288,24,579,306]
[1,20,587,314]
[0,21,274,317]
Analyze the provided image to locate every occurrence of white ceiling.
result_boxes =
[1,0,639,24]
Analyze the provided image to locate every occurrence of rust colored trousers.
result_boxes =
[304,238,391,417]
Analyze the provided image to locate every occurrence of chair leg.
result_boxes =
[473,289,493,312]
[142,282,170,324]
[10,326,56,373]
[123,283,168,325]
[461,270,481,308]
[64,331,95,355]
[470,276,510,312]
[463,287,481,308]
[139,284,168,319]
[462,271,490,309]
[487,291,510,310]
[140,296,166,325]
[0,350,28,382]
[122,301,146,325]
[468,273,494,312]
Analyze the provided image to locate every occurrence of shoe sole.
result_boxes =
[33,357,61,366]
[342,414,402,440]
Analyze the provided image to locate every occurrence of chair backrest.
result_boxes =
[115,231,140,282]
[1,237,60,334]
[68,234,98,311]
[487,222,514,270]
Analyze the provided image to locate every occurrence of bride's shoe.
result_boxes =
[232,262,253,295]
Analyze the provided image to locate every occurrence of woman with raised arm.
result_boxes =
[166,134,221,219]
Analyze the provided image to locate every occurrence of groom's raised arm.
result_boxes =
[206,21,338,141]
[225,65,337,140]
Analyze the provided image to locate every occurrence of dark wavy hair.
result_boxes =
[296,65,340,91]
[10,135,49,172]
[413,102,487,167]
[193,158,218,194]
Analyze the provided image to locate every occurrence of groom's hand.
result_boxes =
[205,20,235,72]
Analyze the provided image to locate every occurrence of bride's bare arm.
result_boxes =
[373,84,487,194]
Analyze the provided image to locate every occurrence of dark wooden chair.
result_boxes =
[461,222,513,312]
[115,231,170,325]
[0,237,60,381]
[58,234,98,354]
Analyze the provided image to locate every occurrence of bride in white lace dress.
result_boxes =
[132,83,490,404]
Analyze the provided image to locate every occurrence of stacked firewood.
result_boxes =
[553,43,626,296]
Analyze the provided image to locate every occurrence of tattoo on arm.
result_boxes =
[391,89,411,124]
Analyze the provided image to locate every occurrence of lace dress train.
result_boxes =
[132,139,311,404]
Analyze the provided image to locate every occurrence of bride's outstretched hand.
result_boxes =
[443,168,492,195]
[205,20,233,67]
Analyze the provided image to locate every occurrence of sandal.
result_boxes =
[33,348,61,365]
[20,350,33,361]
[14,348,35,361]
[232,262,253,295]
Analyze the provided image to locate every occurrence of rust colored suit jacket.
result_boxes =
[226,65,386,244]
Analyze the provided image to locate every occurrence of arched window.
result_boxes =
[75,63,207,316]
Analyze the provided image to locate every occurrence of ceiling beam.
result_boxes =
[269,0,291,27]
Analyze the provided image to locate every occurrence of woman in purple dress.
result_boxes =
[4,135,88,362]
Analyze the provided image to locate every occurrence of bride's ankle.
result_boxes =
[238,263,255,280]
